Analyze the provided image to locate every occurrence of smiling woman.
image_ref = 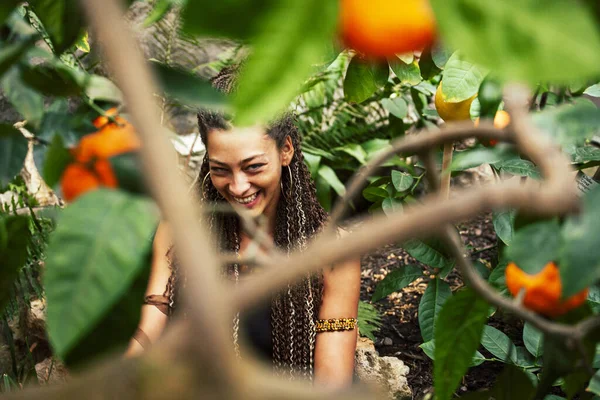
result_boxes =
[126,67,361,389]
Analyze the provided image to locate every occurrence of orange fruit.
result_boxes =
[341,0,436,58]
[505,261,588,318]
[60,110,140,202]
[434,82,476,122]
[475,110,510,146]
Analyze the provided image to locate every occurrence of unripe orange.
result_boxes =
[341,0,436,58]
[434,82,476,122]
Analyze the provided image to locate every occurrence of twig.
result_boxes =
[440,142,454,199]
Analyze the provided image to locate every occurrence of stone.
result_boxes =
[383,337,393,346]
[355,337,412,400]
[35,357,69,385]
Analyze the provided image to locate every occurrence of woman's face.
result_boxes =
[206,126,294,223]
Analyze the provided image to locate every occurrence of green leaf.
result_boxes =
[0,215,32,313]
[567,146,600,164]
[440,51,486,102]
[388,57,422,85]
[533,102,600,147]
[488,260,509,294]
[21,64,83,97]
[371,265,423,302]
[233,0,338,125]
[391,170,414,192]
[451,147,514,171]
[317,165,345,197]
[481,325,517,364]
[584,83,600,97]
[0,38,35,80]
[434,288,489,400]
[560,186,600,297]
[334,143,367,165]
[344,56,389,104]
[30,0,85,54]
[588,370,600,396]
[315,172,332,211]
[0,124,28,187]
[109,152,147,196]
[143,0,181,27]
[37,110,96,148]
[431,43,452,69]
[419,278,452,342]
[493,209,516,246]
[362,186,389,202]
[489,365,536,400]
[381,97,408,119]
[357,301,382,341]
[473,260,491,280]
[1,67,44,128]
[45,190,159,359]
[181,0,274,39]
[505,220,562,274]
[429,0,600,83]
[42,134,72,189]
[523,322,544,358]
[0,0,21,27]
[381,197,403,216]
[420,339,485,367]
[302,152,321,178]
[85,75,122,103]
[403,238,455,272]
[151,61,227,110]
[587,286,600,314]
[496,158,541,180]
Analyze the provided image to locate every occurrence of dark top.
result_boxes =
[240,299,273,360]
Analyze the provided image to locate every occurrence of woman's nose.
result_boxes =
[228,173,251,197]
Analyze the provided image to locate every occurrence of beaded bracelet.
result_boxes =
[315,318,358,333]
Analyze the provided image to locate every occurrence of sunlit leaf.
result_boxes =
[440,51,487,102]
[388,56,421,85]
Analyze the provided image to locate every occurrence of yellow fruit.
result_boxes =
[434,82,476,122]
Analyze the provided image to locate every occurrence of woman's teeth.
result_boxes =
[233,192,258,204]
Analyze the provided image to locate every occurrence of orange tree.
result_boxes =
[0,0,600,399]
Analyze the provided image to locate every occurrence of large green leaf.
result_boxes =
[371,265,422,302]
[504,220,562,274]
[0,124,28,187]
[1,67,44,128]
[29,0,84,54]
[420,339,486,367]
[584,84,600,97]
[388,56,422,85]
[451,147,515,171]
[533,101,600,147]
[151,61,227,110]
[434,288,489,400]
[418,278,452,342]
[381,197,402,216]
[41,134,72,189]
[440,51,486,102]
[403,238,455,275]
[567,146,600,164]
[233,0,338,125]
[343,56,389,104]
[0,38,35,80]
[21,64,83,97]
[560,186,600,297]
[181,0,275,39]
[523,322,544,358]
[45,190,159,359]
[430,0,600,83]
[0,215,32,313]
[495,158,541,180]
[391,170,413,192]
[381,97,408,119]
[481,325,517,364]
[493,209,516,246]
[489,365,536,400]
[588,370,600,396]
[317,165,345,197]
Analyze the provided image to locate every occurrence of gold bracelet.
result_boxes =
[315,318,358,333]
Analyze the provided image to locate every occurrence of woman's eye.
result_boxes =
[210,166,227,173]
[247,163,265,171]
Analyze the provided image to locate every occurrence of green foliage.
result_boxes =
[441,51,487,102]
[418,278,452,342]
[233,0,338,126]
[420,339,486,367]
[371,265,422,302]
[560,186,600,297]
[0,125,28,187]
[1,67,44,128]
[44,190,159,361]
[388,55,422,86]
[403,238,455,277]
[357,301,382,341]
[40,134,71,189]
[28,0,85,54]
[0,214,32,313]
[505,220,562,274]
[344,56,389,104]
[493,209,516,246]
[434,288,489,400]
[523,322,544,358]
[480,325,518,364]
[533,101,600,147]
[430,0,600,83]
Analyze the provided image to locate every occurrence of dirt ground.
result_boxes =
[360,212,526,398]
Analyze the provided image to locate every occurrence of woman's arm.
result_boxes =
[313,254,361,389]
[125,221,173,357]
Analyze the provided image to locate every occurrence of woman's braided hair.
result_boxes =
[169,66,328,379]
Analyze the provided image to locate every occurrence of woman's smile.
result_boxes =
[231,190,261,208]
